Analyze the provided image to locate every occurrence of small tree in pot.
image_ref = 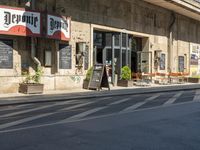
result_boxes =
[83,67,93,89]
[117,66,133,87]
[19,66,44,94]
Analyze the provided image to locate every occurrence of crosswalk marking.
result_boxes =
[0,97,112,130]
[59,97,111,111]
[0,113,53,130]
[163,91,183,106]
[1,91,198,131]
[0,104,32,112]
[0,100,80,118]
[59,101,95,111]
[60,107,106,122]
[120,94,161,113]
[109,96,134,105]
[193,89,200,102]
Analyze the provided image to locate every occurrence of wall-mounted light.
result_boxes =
[76,42,86,54]
[25,0,32,7]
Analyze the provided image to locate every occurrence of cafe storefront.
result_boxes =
[93,28,151,84]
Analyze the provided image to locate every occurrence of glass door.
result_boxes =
[103,48,113,83]
[137,51,152,74]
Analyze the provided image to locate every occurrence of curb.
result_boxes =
[0,84,200,107]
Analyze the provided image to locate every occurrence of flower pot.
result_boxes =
[187,77,200,83]
[19,83,44,94]
[117,80,133,87]
[82,80,89,89]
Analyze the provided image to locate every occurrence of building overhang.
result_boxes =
[144,0,200,21]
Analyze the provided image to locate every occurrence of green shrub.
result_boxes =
[32,66,43,83]
[85,67,93,81]
[121,66,131,80]
[22,66,43,84]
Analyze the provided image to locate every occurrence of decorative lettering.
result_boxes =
[3,11,38,28]
[49,17,68,33]
[47,14,71,41]
[0,6,41,37]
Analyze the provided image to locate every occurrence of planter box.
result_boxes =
[82,80,89,89]
[19,83,44,94]
[187,77,200,83]
[117,80,133,87]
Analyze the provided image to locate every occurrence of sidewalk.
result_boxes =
[0,83,200,106]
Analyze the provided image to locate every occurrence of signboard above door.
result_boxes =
[0,5,41,37]
[47,14,71,41]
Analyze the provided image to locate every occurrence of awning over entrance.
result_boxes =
[144,0,200,21]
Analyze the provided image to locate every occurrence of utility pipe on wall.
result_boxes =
[30,0,41,68]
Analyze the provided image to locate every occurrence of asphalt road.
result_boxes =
[0,89,200,150]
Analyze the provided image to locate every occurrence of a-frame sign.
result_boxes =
[88,64,110,91]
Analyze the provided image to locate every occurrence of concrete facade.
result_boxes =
[0,0,200,93]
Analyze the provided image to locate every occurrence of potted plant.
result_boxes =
[19,67,44,94]
[83,67,93,89]
[117,66,133,87]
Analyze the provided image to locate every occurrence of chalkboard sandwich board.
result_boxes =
[88,64,110,91]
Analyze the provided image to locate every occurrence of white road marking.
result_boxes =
[59,101,95,111]
[59,97,111,111]
[61,107,106,122]
[120,94,161,113]
[0,97,112,130]
[59,96,134,121]
[0,113,53,130]
[163,91,183,106]
[0,104,32,112]
[193,89,200,102]
[109,96,134,105]
[0,100,80,118]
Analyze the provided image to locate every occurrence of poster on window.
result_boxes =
[160,53,165,70]
[178,56,184,72]
[190,44,200,76]
[0,5,41,37]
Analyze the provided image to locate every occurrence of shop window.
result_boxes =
[122,33,126,47]
[178,56,184,72]
[59,44,72,69]
[154,50,161,71]
[44,50,52,67]
[93,32,103,47]
[114,34,120,47]
[160,53,166,70]
[76,42,86,67]
[122,49,126,67]
[0,39,13,69]
[105,33,112,47]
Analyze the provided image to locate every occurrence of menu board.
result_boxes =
[88,64,110,91]
[59,44,72,69]
[0,39,13,69]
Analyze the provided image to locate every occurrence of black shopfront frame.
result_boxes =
[93,31,131,84]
